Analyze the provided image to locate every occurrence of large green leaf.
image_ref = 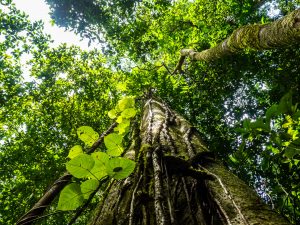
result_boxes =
[116,116,123,124]
[77,126,99,146]
[121,108,136,118]
[114,119,130,135]
[66,154,95,178]
[278,91,293,114]
[266,104,279,121]
[80,179,99,199]
[104,133,124,156]
[284,145,300,159]
[108,109,117,119]
[117,97,135,111]
[68,145,83,159]
[106,157,136,180]
[89,152,109,179]
[57,183,84,211]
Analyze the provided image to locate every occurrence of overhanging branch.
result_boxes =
[173,9,300,73]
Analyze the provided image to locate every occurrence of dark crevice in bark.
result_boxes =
[89,98,291,225]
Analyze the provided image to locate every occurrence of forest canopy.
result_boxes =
[1,0,300,224]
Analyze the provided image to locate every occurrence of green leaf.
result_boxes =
[266,104,279,121]
[114,119,130,135]
[104,133,124,156]
[261,158,269,171]
[117,97,135,111]
[284,146,300,159]
[116,116,123,124]
[77,126,99,147]
[57,183,84,211]
[229,154,237,164]
[243,119,251,130]
[278,91,292,114]
[80,179,99,199]
[108,109,117,119]
[66,154,95,178]
[116,82,127,91]
[292,110,300,120]
[234,128,247,134]
[238,138,246,152]
[106,157,136,180]
[89,152,109,179]
[121,108,136,119]
[250,118,269,131]
[68,145,83,159]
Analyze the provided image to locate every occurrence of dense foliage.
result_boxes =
[1,0,300,224]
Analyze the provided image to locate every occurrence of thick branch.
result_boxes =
[174,9,300,73]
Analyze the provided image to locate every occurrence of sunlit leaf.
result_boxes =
[114,119,130,135]
[106,157,136,180]
[57,183,84,211]
[66,154,95,178]
[116,82,127,91]
[104,133,123,156]
[116,116,123,124]
[77,126,99,147]
[68,145,83,159]
[229,155,237,164]
[80,179,99,199]
[108,109,117,119]
[117,97,135,111]
[121,108,136,118]
[89,152,109,179]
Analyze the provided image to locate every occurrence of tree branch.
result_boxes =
[16,122,117,225]
[174,9,300,72]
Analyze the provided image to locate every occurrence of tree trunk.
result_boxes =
[89,99,290,225]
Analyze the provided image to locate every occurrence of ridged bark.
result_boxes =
[173,9,300,73]
[89,99,290,225]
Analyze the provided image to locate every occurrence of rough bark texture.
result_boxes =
[89,99,290,225]
[174,9,300,71]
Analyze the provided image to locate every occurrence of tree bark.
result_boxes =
[89,99,290,225]
[174,9,300,73]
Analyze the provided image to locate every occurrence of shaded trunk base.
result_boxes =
[89,99,290,225]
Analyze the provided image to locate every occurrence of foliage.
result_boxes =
[57,96,137,211]
[1,0,300,224]
[234,92,300,221]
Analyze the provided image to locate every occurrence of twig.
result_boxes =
[172,56,186,74]
[162,62,173,75]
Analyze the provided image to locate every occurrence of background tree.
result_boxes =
[1,0,300,224]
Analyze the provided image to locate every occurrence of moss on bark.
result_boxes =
[179,9,300,63]
[89,99,290,225]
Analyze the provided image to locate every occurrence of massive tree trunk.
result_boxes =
[89,99,290,225]
[174,9,300,73]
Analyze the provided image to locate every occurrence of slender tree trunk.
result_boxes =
[174,9,300,73]
[89,99,290,225]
